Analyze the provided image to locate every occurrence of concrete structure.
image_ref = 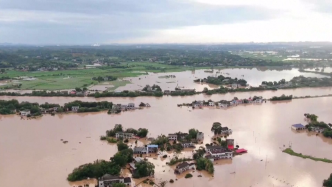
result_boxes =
[181,142,195,148]
[71,106,79,112]
[116,132,133,139]
[196,132,204,141]
[98,174,131,187]
[133,146,158,154]
[127,103,135,109]
[20,110,31,116]
[168,134,177,140]
[221,127,232,134]
[207,149,233,160]
[174,162,195,174]
[121,105,127,111]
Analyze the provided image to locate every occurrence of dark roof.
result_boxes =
[124,177,131,183]
[100,174,123,180]
[292,124,305,128]
[206,145,225,150]
[133,147,146,152]
[176,162,189,169]
[210,149,230,154]
[221,127,229,130]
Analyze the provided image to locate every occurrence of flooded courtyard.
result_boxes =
[1,92,332,187]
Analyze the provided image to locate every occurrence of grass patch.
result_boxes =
[185,174,193,178]
[2,62,205,90]
[106,80,131,91]
[283,148,332,163]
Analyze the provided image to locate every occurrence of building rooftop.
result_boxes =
[292,124,305,128]
[133,147,146,152]
[124,177,131,183]
[206,145,225,150]
[176,162,189,169]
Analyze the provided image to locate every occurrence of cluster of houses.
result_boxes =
[168,131,204,147]
[110,102,150,113]
[190,97,265,109]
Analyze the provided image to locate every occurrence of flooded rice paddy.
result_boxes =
[1,92,332,187]
[118,68,328,92]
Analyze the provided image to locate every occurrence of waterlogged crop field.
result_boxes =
[2,62,202,90]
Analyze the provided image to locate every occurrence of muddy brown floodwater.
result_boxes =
[119,68,328,91]
[1,91,332,187]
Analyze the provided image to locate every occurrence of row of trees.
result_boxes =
[0,99,41,116]
[92,76,117,82]
[270,94,293,101]
[304,114,332,138]
[205,75,247,86]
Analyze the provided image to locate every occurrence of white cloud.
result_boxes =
[118,11,332,43]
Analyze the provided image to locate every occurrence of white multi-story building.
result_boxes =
[115,132,133,139]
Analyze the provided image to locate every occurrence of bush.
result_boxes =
[149,181,155,185]
[106,137,117,143]
[67,160,120,182]
[100,136,107,140]
[117,142,129,151]
[169,179,174,183]
[162,155,167,158]
[124,139,129,143]
[185,173,193,178]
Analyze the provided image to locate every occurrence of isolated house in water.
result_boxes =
[174,162,195,174]
[292,124,305,130]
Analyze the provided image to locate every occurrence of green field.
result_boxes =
[0,62,204,90]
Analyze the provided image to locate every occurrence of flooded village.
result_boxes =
[1,69,332,187]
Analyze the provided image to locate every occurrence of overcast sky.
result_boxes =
[0,0,332,44]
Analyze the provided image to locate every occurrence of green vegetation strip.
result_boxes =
[283,148,332,163]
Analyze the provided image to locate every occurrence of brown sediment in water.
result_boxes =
[0,95,332,187]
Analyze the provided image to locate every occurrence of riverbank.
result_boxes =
[283,148,332,163]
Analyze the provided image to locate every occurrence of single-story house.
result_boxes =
[133,147,146,154]
[71,106,80,112]
[127,103,135,109]
[134,157,144,163]
[20,110,31,116]
[292,124,305,130]
[174,162,195,174]
[116,132,134,139]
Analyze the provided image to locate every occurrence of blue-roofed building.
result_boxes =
[292,124,305,130]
